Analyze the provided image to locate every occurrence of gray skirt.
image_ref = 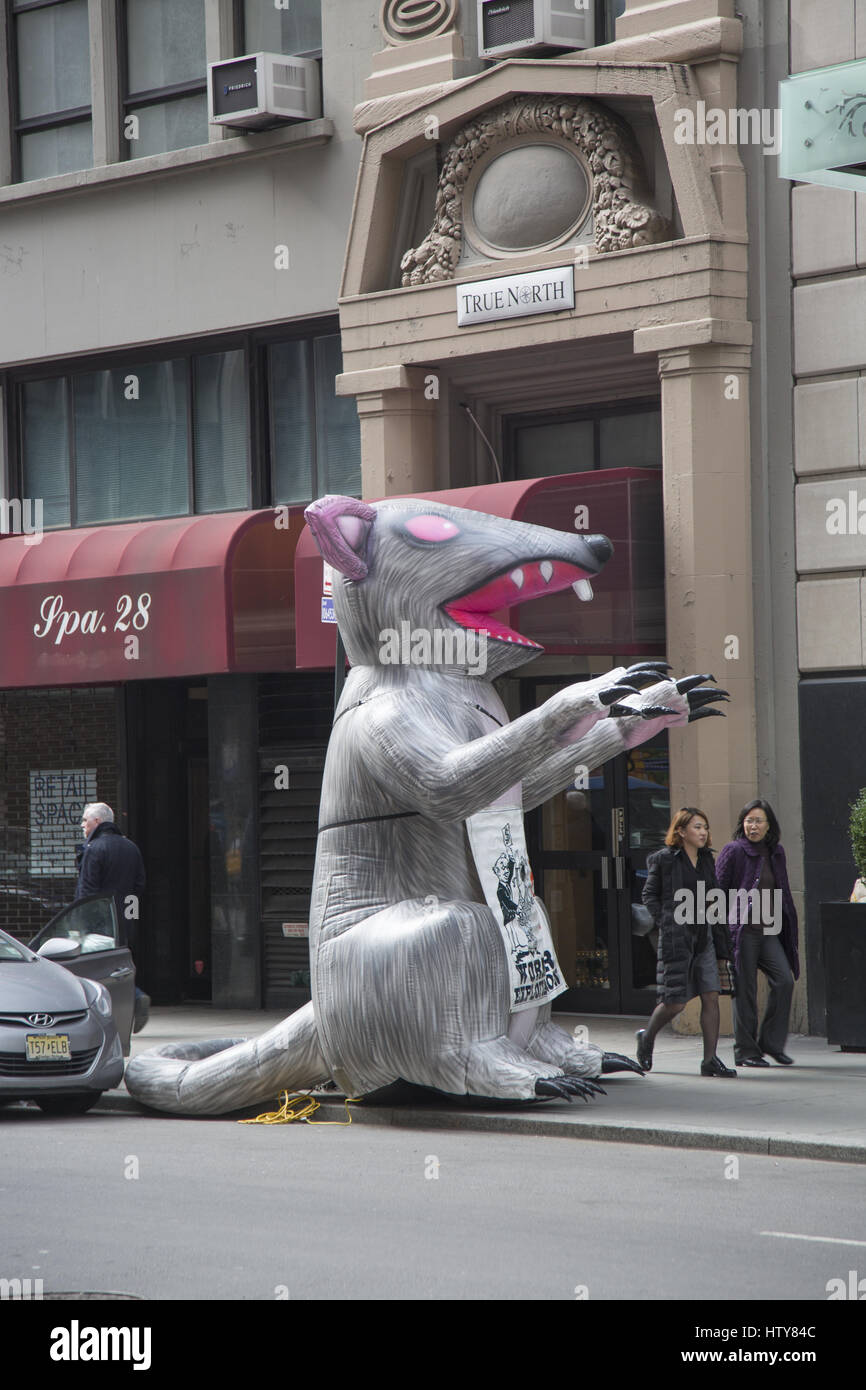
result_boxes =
[657,932,721,1003]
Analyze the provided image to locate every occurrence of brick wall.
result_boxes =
[0,686,120,942]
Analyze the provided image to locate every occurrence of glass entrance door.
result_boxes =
[522,679,670,1013]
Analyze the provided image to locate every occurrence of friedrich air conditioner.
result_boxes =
[477,0,595,58]
[208,53,321,129]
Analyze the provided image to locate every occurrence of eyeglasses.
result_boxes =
[744,819,767,827]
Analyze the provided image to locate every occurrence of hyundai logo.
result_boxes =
[27,1013,54,1026]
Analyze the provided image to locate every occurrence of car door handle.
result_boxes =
[110,967,134,978]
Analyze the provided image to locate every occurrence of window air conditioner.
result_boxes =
[477,0,595,58]
[208,53,321,130]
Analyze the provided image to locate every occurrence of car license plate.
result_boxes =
[25,1034,71,1061]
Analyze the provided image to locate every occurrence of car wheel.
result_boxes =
[35,1093,102,1116]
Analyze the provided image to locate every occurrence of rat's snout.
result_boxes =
[582,534,614,569]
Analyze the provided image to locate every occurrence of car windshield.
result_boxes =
[0,933,30,961]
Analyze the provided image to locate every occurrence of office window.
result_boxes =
[12,0,92,181]
[20,378,71,526]
[123,0,208,158]
[269,334,360,504]
[74,362,190,523]
[20,348,250,525]
[242,0,321,55]
[193,350,250,513]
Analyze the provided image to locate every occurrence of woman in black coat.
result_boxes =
[636,807,736,1077]
[715,799,799,1067]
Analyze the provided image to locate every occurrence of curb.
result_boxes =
[94,1088,866,1165]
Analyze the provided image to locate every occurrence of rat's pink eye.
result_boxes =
[405,515,460,542]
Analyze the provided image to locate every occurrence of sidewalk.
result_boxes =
[101,1005,866,1164]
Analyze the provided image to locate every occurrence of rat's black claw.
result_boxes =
[687,688,730,710]
[618,669,665,690]
[599,686,638,706]
[675,673,716,694]
[535,1076,606,1102]
[637,705,679,720]
[601,1052,646,1076]
[606,703,641,718]
[626,661,671,674]
[688,708,726,722]
[535,1078,575,1102]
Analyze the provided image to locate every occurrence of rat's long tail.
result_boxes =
[123,1002,330,1115]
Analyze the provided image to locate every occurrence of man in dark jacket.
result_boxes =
[76,803,149,1032]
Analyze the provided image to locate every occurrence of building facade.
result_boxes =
[1,0,856,1035]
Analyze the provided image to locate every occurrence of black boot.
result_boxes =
[635,1029,654,1072]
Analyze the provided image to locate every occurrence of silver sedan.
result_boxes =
[0,895,135,1115]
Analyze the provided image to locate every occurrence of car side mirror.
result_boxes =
[37,938,82,962]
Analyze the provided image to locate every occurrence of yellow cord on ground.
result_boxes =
[238,1090,358,1125]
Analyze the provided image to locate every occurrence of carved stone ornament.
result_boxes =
[381,0,459,45]
[400,95,670,286]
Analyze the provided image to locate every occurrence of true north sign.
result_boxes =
[457,266,575,326]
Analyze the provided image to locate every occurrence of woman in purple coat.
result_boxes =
[715,800,799,1067]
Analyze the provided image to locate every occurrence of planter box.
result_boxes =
[821,901,866,1049]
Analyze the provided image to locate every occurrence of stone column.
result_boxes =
[636,325,757,1037]
[336,365,438,497]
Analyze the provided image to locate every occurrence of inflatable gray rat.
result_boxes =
[125,494,727,1114]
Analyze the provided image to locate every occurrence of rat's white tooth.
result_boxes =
[540,561,554,583]
[573,579,593,601]
[510,567,525,590]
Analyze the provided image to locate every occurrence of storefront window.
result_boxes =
[599,409,662,469]
[507,402,661,479]
[513,420,594,479]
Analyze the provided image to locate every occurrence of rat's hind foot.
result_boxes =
[535,1076,606,1102]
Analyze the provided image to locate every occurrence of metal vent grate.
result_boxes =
[482,0,535,47]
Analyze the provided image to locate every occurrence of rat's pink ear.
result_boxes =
[304,495,376,580]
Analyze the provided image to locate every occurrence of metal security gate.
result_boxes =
[258,674,332,1010]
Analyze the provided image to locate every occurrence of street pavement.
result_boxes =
[96,1005,866,1164]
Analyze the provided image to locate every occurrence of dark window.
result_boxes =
[10,0,92,182]
[16,327,360,527]
[20,348,250,525]
[241,0,321,56]
[122,0,208,158]
[505,402,661,481]
[269,333,360,504]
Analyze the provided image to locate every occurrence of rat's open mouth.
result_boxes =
[443,558,594,646]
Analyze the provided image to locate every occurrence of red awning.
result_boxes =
[294,469,664,668]
[0,508,307,688]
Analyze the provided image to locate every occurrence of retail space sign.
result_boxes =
[780,59,866,190]
[321,596,336,623]
[30,769,97,876]
[456,265,575,327]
